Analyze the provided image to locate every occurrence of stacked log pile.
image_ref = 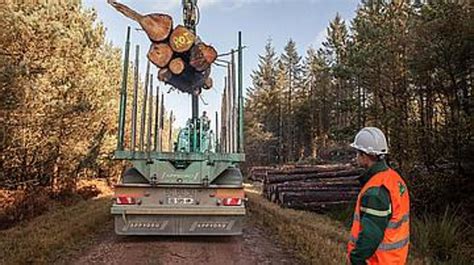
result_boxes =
[108,1,217,94]
[248,166,275,182]
[250,164,363,212]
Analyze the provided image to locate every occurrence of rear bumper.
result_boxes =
[111,206,246,236]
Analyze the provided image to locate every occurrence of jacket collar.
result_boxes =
[359,160,389,186]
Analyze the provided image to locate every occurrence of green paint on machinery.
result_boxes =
[111,0,246,236]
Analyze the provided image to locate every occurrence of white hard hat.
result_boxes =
[350,127,389,155]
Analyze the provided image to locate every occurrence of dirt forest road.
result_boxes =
[69,218,300,265]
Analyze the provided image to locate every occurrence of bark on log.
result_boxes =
[190,43,218,72]
[158,68,172,82]
[286,201,355,211]
[169,58,185,75]
[267,164,355,175]
[161,68,210,94]
[266,169,363,184]
[279,191,359,203]
[169,25,196,53]
[276,186,360,193]
[108,1,173,42]
[147,43,173,68]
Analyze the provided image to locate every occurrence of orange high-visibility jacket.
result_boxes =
[348,168,410,265]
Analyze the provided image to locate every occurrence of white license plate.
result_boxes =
[167,197,195,205]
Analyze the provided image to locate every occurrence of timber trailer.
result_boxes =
[111,0,246,236]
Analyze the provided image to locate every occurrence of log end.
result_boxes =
[147,43,173,68]
[190,43,218,72]
[141,14,174,42]
[169,57,185,75]
[169,25,196,53]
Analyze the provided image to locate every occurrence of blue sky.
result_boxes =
[82,0,360,127]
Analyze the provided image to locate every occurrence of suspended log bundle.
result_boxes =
[250,163,363,212]
[108,0,217,94]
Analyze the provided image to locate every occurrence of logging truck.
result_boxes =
[109,0,246,236]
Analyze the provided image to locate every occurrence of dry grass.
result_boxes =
[0,179,112,231]
[246,191,426,265]
[77,178,114,198]
[0,196,112,265]
[247,192,349,264]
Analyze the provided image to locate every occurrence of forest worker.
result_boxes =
[347,127,410,265]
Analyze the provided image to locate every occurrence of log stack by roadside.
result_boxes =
[108,0,217,94]
[249,163,363,212]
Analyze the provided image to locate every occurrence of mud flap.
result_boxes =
[114,214,245,236]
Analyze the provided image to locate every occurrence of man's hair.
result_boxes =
[358,150,385,161]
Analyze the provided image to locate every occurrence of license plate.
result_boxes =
[165,189,196,205]
[167,197,195,205]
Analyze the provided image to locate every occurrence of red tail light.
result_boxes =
[223,198,242,206]
[116,196,137,205]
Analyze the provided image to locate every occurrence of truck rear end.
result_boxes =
[112,184,245,235]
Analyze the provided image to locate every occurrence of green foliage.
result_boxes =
[412,207,473,264]
[0,2,123,191]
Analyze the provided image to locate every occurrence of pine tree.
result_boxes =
[245,39,281,165]
[280,39,302,162]
[320,13,354,140]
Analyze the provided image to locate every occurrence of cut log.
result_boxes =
[279,190,359,204]
[108,1,173,42]
[266,169,363,184]
[190,43,218,72]
[203,77,213,90]
[158,68,172,82]
[169,58,185,75]
[286,201,355,211]
[276,186,360,193]
[267,164,355,175]
[147,43,173,68]
[169,25,196,53]
[275,181,359,188]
